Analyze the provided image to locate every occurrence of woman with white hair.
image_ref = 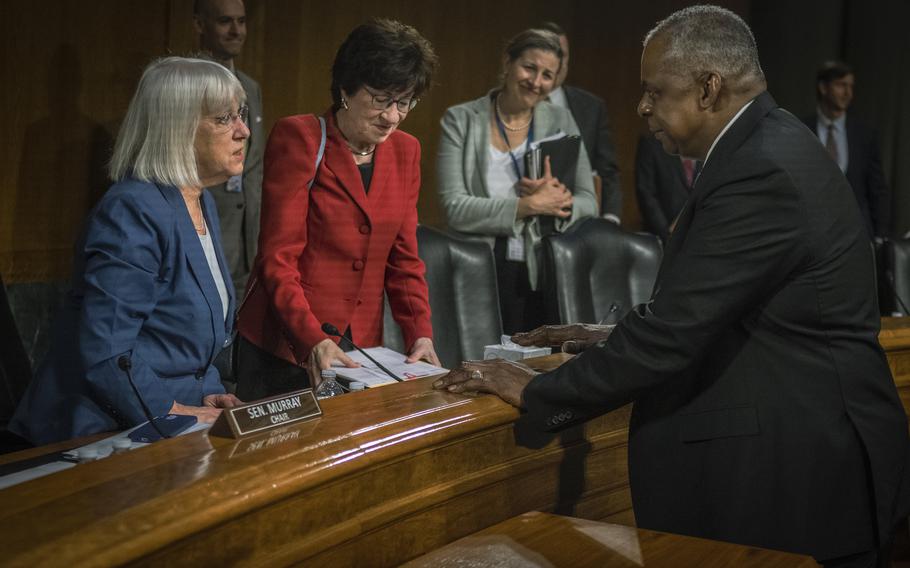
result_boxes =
[11,56,245,445]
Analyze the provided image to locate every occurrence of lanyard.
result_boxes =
[493,102,534,180]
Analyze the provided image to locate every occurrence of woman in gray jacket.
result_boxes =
[436,28,597,334]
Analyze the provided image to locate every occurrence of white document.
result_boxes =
[332,346,448,388]
[529,130,567,150]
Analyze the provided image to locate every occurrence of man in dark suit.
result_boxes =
[802,61,890,240]
[195,0,264,293]
[540,22,622,223]
[437,6,909,565]
[634,134,693,242]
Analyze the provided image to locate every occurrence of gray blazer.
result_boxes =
[436,92,598,287]
[208,69,264,293]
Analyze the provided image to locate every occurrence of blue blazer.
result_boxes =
[11,179,236,444]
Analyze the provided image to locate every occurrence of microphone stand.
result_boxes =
[118,355,169,439]
[321,323,403,382]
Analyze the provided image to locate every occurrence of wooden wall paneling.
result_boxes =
[2,0,761,281]
[1,1,171,283]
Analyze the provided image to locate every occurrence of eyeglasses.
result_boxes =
[363,87,418,113]
[212,105,249,128]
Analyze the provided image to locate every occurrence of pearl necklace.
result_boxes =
[335,114,376,156]
[495,95,532,132]
[348,145,375,156]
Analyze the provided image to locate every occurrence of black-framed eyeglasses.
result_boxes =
[213,105,249,128]
[363,87,418,113]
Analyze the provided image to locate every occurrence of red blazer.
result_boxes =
[238,111,433,364]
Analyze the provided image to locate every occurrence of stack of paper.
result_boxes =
[332,347,447,388]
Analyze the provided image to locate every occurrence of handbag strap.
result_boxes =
[310,116,327,188]
[237,115,327,317]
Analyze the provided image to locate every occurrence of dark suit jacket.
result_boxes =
[563,85,622,219]
[634,134,690,242]
[11,180,234,445]
[209,69,264,292]
[802,114,890,238]
[523,92,909,559]
[238,111,433,364]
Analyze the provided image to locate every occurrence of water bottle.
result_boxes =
[315,369,345,399]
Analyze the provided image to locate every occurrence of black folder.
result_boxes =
[524,135,581,235]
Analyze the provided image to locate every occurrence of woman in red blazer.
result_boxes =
[236,19,439,399]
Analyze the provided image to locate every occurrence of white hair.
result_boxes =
[109,56,245,188]
[644,5,764,87]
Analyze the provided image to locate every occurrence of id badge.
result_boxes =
[507,236,525,262]
[226,174,243,193]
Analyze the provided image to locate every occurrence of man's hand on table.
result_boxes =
[432,359,539,408]
[511,323,615,354]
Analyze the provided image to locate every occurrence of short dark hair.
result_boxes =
[330,19,437,110]
[817,60,853,84]
[539,21,566,37]
[816,61,853,100]
[503,28,563,65]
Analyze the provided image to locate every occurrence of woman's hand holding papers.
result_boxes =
[307,339,360,389]
[406,337,441,366]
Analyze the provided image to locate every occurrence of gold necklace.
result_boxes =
[189,196,205,234]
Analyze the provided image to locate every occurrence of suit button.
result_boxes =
[195,368,206,380]
[352,260,364,271]
[356,299,363,305]
[236,203,244,209]
[359,224,370,234]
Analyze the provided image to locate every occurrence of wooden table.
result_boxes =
[0,353,636,567]
[404,511,818,567]
[4,318,910,566]
[879,316,910,412]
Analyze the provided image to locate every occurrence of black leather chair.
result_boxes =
[1,274,38,451]
[4,280,68,373]
[542,218,662,325]
[882,238,910,316]
[384,225,503,369]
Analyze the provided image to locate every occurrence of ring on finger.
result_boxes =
[470,369,484,381]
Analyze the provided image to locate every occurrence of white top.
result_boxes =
[198,222,229,323]
[485,139,529,200]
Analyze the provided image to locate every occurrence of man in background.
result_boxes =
[195,0,264,294]
[803,61,889,241]
[540,22,622,223]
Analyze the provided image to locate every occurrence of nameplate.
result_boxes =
[209,389,322,439]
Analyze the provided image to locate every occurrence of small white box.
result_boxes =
[483,343,551,362]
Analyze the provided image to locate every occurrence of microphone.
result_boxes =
[886,269,910,316]
[321,322,403,382]
[118,355,169,439]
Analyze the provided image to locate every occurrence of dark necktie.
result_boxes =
[826,124,838,164]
